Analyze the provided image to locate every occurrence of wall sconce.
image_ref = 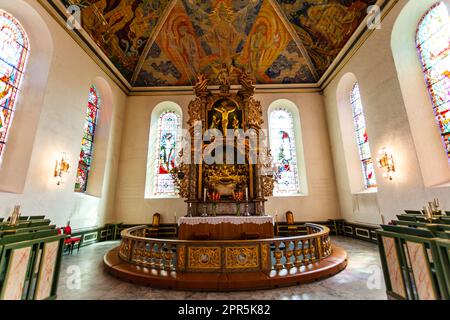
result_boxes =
[377,147,395,180]
[54,152,70,186]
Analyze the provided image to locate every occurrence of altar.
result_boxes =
[178,216,274,240]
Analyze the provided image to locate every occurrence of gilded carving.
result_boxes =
[225,246,259,269]
[188,98,204,127]
[261,243,271,270]
[247,98,263,129]
[188,247,221,270]
[170,160,190,198]
[262,176,275,197]
[177,245,186,270]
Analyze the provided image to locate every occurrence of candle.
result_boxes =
[245,187,248,201]
[174,212,177,223]
[204,188,207,202]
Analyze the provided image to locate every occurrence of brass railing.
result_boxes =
[118,223,331,275]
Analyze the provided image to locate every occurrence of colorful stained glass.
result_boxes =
[154,111,180,196]
[416,2,450,158]
[0,10,28,160]
[75,86,100,193]
[269,108,300,195]
[351,83,377,189]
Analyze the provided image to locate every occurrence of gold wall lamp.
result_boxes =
[377,147,395,180]
[54,152,70,185]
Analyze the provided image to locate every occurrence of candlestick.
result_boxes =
[245,187,248,201]
[174,212,177,223]
[204,188,207,202]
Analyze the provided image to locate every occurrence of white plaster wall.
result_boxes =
[115,91,340,224]
[323,0,450,225]
[0,0,126,229]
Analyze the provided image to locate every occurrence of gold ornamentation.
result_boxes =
[194,73,209,97]
[261,243,271,270]
[170,160,190,198]
[188,98,203,127]
[247,98,263,128]
[261,175,275,197]
[225,246,259,269]
[203,164,248,196]
[177,245,186,270]
[188,247,221,270]
[119,238,130,261]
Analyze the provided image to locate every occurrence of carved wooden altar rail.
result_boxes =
[117,223,332,274]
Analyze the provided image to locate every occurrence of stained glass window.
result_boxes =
[269,108,300,195]
[351,83,377,189]
[416,2,450,159]
[0,10,29,160]
[75,85,100,193]
[154,111,180,196]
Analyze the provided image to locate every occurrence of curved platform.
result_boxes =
[103,224,347,291]
[104,244,347,291]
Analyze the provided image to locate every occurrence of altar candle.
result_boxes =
[174,212,177,223]
[245,187,248,200]
[204,188,207,202]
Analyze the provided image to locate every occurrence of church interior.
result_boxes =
[1,0,450,303]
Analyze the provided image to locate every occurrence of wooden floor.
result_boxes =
[57,236,387,300]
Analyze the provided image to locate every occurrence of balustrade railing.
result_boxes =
[118,223,332,276]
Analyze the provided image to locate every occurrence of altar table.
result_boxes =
[177,216,274,240]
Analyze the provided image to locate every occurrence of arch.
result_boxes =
[391,0,450,187]
[268,99,308,196]
[145,101,183,199]
[336,72,377,193]
[0,0,53,193]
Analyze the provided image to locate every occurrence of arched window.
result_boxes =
[153,110,181,196]
[416,2,450,160]
[75,85,101,193]
[269,108,301,195]
[0,10,29,160]
[350,83,377,189]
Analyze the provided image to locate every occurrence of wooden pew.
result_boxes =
[28,215,46,220]
[0,233,65,300]
[377,224,448,300]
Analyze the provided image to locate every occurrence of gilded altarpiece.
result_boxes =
[172,66,275,216]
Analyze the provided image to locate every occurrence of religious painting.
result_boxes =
[208,98,242,136]
[277,0,377,74]
[61,0,172,81]
[134,0,317,86]
[57,0,375,87]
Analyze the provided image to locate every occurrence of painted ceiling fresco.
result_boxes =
[59,0,376,87]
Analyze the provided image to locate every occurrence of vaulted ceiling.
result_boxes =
[57,0,377,87]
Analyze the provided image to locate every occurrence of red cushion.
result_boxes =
[64,226,72,235]
[71,237,81,242]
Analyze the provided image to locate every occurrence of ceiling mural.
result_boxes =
[61,0,172,80]
[277,0,377,75]
[57,0,376,87]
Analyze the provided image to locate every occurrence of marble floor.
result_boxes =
[57,236,387,300]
